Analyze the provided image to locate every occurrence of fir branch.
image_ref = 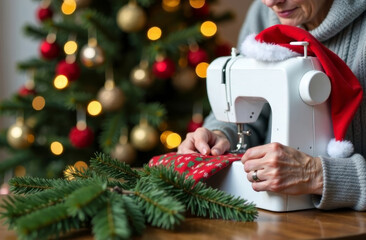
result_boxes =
[66,179,107,221]
[148,166,258,222]
[122,195,146,235]
[64,166,132,190]
[64,165,94,180]
[0,97,33,116]
[16,58,52,70]
[108,179,131,191]
[81,9,120,43]
[163,24,203,53]
[15,202,82,240]
[22,24,48,40]
[92,192,131,240]
[99,113,125,152]
[8,177,69,194]
[90,153,141,183]
[146,24,202,59]
[1,180,85,227]
[133,177,185,230]
[65,91,96,110]
[50,21,88,40]
[136,102,167,127]
[0,195,27,226]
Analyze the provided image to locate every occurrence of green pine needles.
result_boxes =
[0,153,257,240]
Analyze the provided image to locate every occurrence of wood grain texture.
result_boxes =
[1,195,366,240]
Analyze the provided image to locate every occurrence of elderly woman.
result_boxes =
[178,0,366,210]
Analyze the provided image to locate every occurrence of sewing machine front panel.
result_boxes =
[228,57,318,153]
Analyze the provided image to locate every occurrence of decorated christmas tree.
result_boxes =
[0,0,233,186]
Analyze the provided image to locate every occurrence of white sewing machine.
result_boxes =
[206,43,333,212]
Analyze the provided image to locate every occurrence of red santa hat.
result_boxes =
[240,25,363,158]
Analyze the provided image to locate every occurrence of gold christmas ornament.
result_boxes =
[172,67,197,91]
[131,119,158,151]
[75,0,92,8]
[130,61,154,88]
[97,84,125,112]
[111,142,136,164]
[80,39,105,68]
[7,118,35,149]
[111,128,136,164]
[116,1,146,32]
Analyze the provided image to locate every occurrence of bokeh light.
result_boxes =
[189,0,205,8]
[76,121,87,131]
[166,132,182,149]
[195,62,209,78]
[32,96,46,111]
[50,141,64,155]
[61,0,76,15]
[64,40,78,55]
[87,100,102,116]
[200,21,217,37]
[74,161,88,171]
[147,26,162,41]
[15,165,26,177]
[160,130,173,144]
[54,75,69,89]
[162,0,180,12]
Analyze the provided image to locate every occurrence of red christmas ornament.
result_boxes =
[40,40,60,60]
[215,42,232,57]
[36,6,53,22]
[152,58,176,79]
[187,48,208,67]
[187,119,203,133]
[69,126,94,148]
[18,85,36,97]
[56,60,80,81]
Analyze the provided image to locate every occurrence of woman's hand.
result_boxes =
[242,142,323,195]
[177,127,231,155]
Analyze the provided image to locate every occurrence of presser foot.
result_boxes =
[230,141,248,153]
[230,147,247,154]
[231,124,251,154]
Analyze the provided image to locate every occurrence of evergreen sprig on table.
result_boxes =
[0,153,257,240]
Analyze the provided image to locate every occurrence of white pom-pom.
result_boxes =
[327,138,354,158]
[240,34,300,61]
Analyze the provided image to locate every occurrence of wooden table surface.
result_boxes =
[1,194,366,240]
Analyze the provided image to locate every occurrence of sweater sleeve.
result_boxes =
[313,154,366,211]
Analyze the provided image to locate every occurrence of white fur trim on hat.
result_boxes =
[327,138,354,158]
[240,34,301,61]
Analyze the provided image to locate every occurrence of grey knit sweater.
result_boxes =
[204,0,366,210]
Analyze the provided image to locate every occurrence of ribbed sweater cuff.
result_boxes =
[313,155,365,210]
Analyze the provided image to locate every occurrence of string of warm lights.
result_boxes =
[87,100,102,116]
[50,141,64,155]
[61,0,76,15]
[36,0,214,160]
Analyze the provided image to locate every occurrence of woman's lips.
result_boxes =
[276,7,297,18]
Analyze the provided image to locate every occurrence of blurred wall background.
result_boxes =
[0,0,38,100]
[214,0,252,47]
[0,0,38,128]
